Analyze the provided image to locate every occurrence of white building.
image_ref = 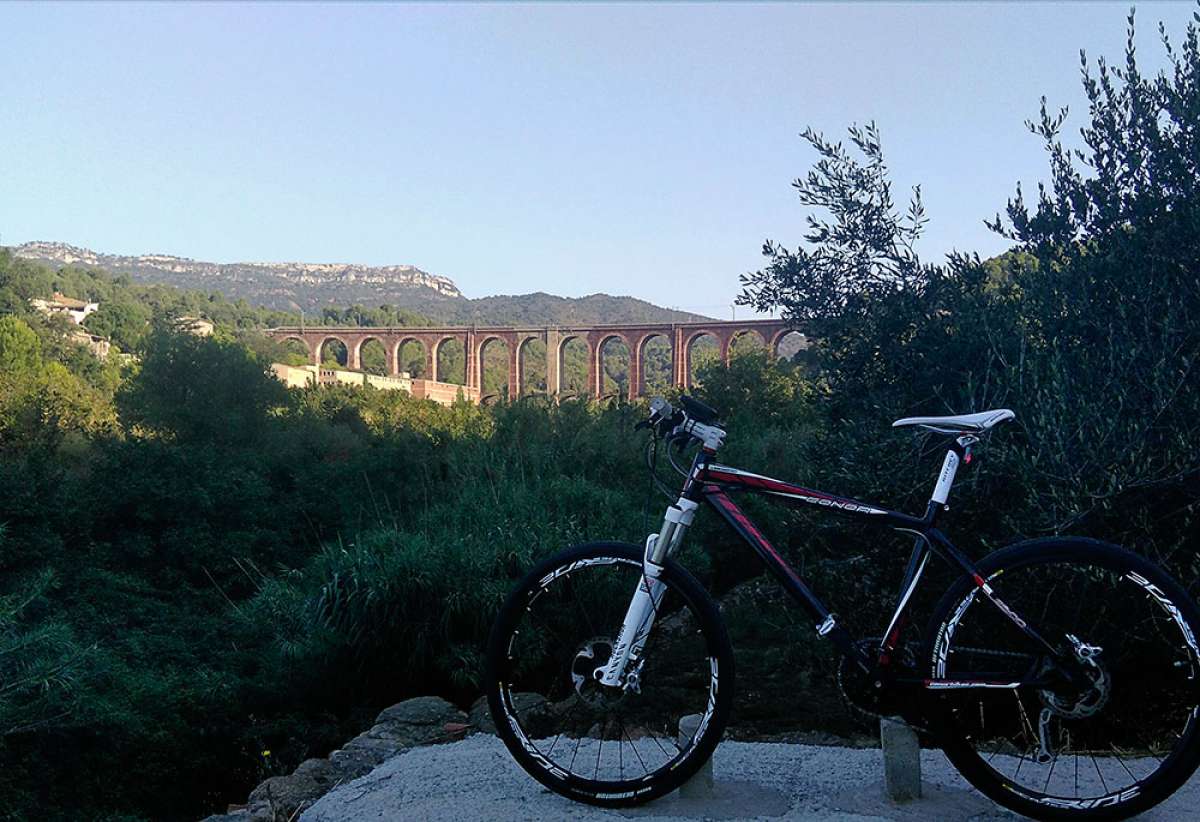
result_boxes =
[30,292,100,325]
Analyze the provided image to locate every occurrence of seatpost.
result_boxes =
[930,435,978,511]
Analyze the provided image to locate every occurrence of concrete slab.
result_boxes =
[301,734,1200,821]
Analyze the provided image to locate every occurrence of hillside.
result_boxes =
[11,241,710,325]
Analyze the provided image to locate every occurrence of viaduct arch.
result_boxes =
[266,319,800,401]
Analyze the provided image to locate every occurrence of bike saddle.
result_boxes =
[891,409,1015,434]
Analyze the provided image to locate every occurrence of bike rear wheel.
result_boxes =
[485,542,734,806]
[924,538,1200,820]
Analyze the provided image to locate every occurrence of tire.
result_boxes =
[923,537,1200,821]
[484,542,735,807]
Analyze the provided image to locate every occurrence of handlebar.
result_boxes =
[638,395,726,452]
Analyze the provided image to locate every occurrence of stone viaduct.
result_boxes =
[265,319,800,401]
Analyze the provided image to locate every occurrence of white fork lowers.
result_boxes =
[597,498,700,687]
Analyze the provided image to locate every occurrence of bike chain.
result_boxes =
[951,645,1035,660]
[836,643,1032,733]
[836,639,933,733]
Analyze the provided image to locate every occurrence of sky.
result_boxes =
[2,2,1196,318]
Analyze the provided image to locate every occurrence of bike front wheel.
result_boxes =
[924,538,1200,820]
[484,542,734,806]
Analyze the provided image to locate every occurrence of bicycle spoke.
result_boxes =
[931,548,1200,811]
[1090,754,1110,794]
[617,717,624,780]
[492,549,723,793]
[569,736,583,773]
[623,721,650,777]
[1043,753,1059,793]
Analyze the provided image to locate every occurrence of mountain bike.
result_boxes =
[485,396,1200,820]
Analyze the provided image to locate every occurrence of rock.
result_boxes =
[468,696,490,731]
[246,768,329,821]
[374,696,467,746]
[293,757,339,786]
[199,811,250,822]
[444,721,470,739]
[219,696,472,822]
[326,745,392,783]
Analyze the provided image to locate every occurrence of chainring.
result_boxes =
[837,638,926,727]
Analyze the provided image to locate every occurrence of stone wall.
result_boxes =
[203,697,470,822]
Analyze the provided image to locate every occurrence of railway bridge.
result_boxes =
[264,319,801,401]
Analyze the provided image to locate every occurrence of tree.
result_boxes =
[737,122,996,411]
[0,316,42,377]
[736,7,1200,548]
[0,565,89,738]
[117,325,286,445]
[84,300,151,351]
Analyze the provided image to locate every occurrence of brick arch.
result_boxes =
[725,327,768,362]
[391,336,428,377]
[316,334,352,368]
[279,334,312,362]
[476,334,513,399]
[430,335,464,384]
[593,332,633,400]
[513,334,542,396]
[634,331,673,399]
[771,328,808,359]
[683,329,722,387]
[554,333,588,396]
[352,335,389,374]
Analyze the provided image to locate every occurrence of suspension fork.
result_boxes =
[596,497,700,687]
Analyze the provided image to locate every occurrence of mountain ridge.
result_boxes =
[11,241,711,325]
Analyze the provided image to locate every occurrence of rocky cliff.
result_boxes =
[13,241,461,312]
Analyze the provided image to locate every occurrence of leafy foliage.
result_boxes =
[741,9,1200,572]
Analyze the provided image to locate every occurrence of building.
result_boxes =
[178,316,214,337]
[68,329,111,359]
[31,292,100,325]
[271,363,319,389]
[269,362,480,406]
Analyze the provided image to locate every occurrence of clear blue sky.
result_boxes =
[1,2,1194,317]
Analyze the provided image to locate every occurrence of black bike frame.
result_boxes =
[678,450,1067,689]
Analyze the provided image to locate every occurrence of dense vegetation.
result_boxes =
[1,8,1198,820]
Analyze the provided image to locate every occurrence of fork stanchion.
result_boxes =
[880,715,922,802]
[678,714,714,798]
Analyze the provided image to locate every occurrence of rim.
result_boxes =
[495,554,721,791]
[933,557,1200,809]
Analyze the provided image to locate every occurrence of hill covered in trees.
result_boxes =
[0,251,727,397]
[11,241,710,325]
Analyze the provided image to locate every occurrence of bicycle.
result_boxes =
[485,395,1200,820]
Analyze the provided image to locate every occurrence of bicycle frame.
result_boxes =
[601,438,1071,693]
